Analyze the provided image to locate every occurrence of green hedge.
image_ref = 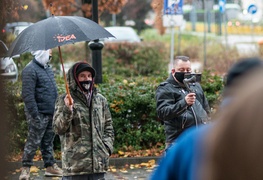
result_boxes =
[102,41,169,76]
[98,75,165,151]
[5,39,224,155]
[5,70,223,154]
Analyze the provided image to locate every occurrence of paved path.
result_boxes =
[6,167,154,180]
[6,158,160,180]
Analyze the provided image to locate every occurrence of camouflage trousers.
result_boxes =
[22,112,56,168]
[62,173,105,180]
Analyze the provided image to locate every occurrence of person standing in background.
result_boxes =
[19,49,62,180]
[151,57,263,180]
[155,56,210,150]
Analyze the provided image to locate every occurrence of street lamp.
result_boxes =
[89,0,104,83]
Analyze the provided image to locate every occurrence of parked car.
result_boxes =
[104,26,142,43]
[13,25,31,37]
[0,40,18,82]
[3,22,33,37]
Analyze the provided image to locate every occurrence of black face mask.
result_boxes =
[79,80,92,92]
[174,72,186,83]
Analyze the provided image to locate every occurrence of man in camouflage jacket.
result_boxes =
[53,62,114,179]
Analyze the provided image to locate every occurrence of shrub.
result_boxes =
[4,80,27,154]
[5,30,227,156]
[102,41,169,76]
[200,70,224,109]
[5,70,224,155]
[98,75,165,151]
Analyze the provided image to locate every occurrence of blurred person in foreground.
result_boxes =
[53,61,114,180]
[155,56,210,150]
[20,50,62,180]
[151,57,263,180]
[199,67,263,180]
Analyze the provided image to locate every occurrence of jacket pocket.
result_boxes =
[63,140,92,173]
[95,137,110,172]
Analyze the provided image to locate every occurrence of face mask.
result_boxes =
[174,72,186,83]
[79,80,92,92]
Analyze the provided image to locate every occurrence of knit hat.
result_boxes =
[74,62,96,78]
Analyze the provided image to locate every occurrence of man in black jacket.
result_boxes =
[156,56,210,150]
[19,50,62,180]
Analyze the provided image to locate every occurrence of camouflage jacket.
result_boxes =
[53,65,114,176]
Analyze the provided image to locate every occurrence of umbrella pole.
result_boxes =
[58,46,72,105]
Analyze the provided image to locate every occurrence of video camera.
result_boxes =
[183,73,202,92]
[184,73,202,83]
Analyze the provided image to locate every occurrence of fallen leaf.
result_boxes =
[140,163,148,167]
[30,166,39,173]
[52,177,60,179]
[134,164,140,168]
[120,169,128,173]
[111,168,117,172]
[118,151,124,155]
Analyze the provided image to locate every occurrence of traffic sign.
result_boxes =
[248,4,257,15]
[163,0,184,15]
[219,0,226,13]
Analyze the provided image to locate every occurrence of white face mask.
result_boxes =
[79,80,92,92]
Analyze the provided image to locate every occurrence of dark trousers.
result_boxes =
[62,173,105,180]
[22,113,56,168]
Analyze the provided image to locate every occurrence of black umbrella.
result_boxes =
[7,15,114,104]
[7,16,113,56]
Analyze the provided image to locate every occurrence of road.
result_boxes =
[221,34,262,55]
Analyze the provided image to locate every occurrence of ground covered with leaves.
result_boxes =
[7,144,164,162]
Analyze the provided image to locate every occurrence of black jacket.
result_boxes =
[22,58,58,118]
[156,74,210,143]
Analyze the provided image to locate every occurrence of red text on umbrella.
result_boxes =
[56,34,76,42]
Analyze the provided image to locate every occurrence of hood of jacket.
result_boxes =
[31,50,50,67]
[67,62,96,98]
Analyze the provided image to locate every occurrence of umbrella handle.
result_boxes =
[58,46,73,105]
[65,83,73,105]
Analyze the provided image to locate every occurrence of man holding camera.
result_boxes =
[155,56,210,150]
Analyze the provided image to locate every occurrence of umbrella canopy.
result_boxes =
[7,15,114,57]
[7,15,114,105]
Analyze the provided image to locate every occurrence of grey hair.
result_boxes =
[174,56,190,66]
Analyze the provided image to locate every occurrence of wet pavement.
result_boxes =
[6,166,155,180]
[5,157,160,180]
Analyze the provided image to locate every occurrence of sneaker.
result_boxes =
[19,167,30,180]
[44,163,63,177]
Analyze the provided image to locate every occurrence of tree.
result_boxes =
[151,0,165,35]
[0,0,20,39]
[110,0,152,33]
[41,0,127,19]
[99,0,153,33]
[17,0,46,23]
[0,0,47,41]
